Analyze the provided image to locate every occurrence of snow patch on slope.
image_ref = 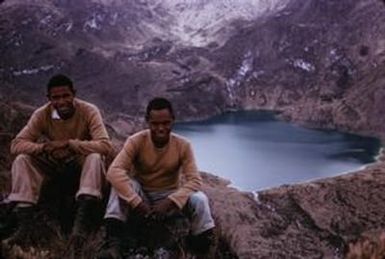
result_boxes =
[152,0,290,46]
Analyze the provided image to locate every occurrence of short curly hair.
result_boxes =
[47,74,74,93]
[145,97,174,121]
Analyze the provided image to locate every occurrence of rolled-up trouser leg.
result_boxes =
[8,154,46,204]
[104,180,146,222]
[76,153,105,200]
[185,191,215,235]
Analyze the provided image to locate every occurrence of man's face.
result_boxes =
[48,85,75,120]
[148,108,174,148]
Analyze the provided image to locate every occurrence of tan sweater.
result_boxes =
[11,98,112,156]
[106,129,202,209]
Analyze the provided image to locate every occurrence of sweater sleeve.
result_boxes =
[106,137,143,208]
[10,110,45,155]
[168,141,202,209]
[68,106,112,156]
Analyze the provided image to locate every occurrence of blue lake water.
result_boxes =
[174,111,381,191]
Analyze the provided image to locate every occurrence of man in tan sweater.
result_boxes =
[4,74,112,255]
[97,97,215,258]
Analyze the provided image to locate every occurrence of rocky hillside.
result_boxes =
[222,0,385,139]
[1,0,385,139]
[204,159,385,258]
[0,0,288,121]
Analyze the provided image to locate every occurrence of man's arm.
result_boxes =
[10,110,45,155]
[106,137,143,208]
[168,141,202,209]
[68,107,112,156]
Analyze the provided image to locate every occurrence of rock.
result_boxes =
[201,160,385,258]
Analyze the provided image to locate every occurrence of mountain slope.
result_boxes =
[0,0,385,137]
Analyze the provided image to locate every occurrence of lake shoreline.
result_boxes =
[175,110,381,192]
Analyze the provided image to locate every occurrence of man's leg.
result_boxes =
[96,181,145,259]
[73,152,105,233]
[185,191,216,256]
[76,153,105,199]
[186,191,215,235]
[8,154,46,204]
[104,188,130,222]
[67,153,105,257]
[5,154,56,248]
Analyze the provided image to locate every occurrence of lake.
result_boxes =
[174,111,381,191]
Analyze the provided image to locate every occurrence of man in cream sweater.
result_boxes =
[97,97,216,258]
[4,74,112,256]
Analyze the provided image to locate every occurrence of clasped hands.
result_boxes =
[43,140,74,161]
[133,198,179,221]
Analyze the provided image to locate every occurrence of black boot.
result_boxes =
[187,227,217,258]
[3,206,36,249]
[0,201,16,241]
[96,218,124,259]
[65,194,100,258]
[72,194,100,237]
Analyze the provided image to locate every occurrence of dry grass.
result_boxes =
[346,231,385,259]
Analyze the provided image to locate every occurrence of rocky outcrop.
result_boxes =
[203,160,385,258]
[0,100,35,194]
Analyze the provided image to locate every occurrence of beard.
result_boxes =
[57,105,75,120]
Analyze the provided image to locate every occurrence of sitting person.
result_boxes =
[4,74,112,256]
[97,97,216,258]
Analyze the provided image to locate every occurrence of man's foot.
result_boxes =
[0,200,16,241]
[3,206,37,249]
[186,227,217,258]
[72,194,100,236]
[63,194,100,258]
[2,205,60,258]
[95,218,124,259]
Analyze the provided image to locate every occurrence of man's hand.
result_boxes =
[133,201,152,218]
[151,198,179,220]
[50,148,74,161]
[43,140,69,153]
